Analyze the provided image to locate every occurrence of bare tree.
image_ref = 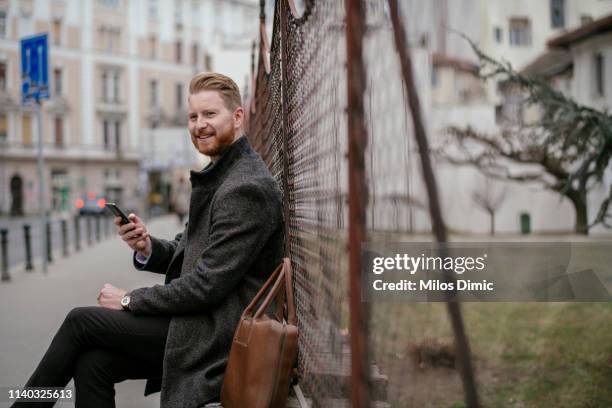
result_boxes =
[440,39,612,235]
[471,176,507,235]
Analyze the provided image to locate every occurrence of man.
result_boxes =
[12,73,285,408]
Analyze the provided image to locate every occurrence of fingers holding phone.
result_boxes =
[110,208,152,257]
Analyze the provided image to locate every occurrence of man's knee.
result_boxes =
[74,350,117,383]
[66,306,94,321]
[64,306,102,328]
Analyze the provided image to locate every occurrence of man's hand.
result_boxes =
[115,213,152,257]
[97,283,128,310]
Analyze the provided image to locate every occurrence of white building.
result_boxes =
[525,13,612,234]
[401,0,612,235]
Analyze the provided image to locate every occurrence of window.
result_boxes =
[191,43,198,66]
[100,26,120,52]
[431,66,438,87]
[52,19,62,45]
[149,79,158,107]
[50,168,69,211]
[594,52,605,97]
[103,119,110,148]
[203,53,212,71]
[103,119,121,151]
[148,0,158,21]
[101,69,120,103]
[53,68,62,96]
[581,15,593,26]
[98,26,106,49]
[509,18,531,46]
[108,28,119,52]
[497,94,523,125]
[494,26,502,43]
[494,105,503,125]
[550,0,565,28]
[112,71,119,102]
[0,113,7,143]
[20,0,33,17]
[175,0,183,26]
[22,115,32,145]
[0,10,6,38]
[176,82,183,109]
[101,71,108,101]
[175,40,182,63]
[114,120,121,151]
[54,116,64,147]
[0,61,6,91]
[98,0,119,8]
[149,35,157,59]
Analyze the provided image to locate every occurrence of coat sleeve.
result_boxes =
[127,181,280,315]
[132,231,183,275]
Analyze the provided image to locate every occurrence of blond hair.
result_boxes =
[188,72,242,110]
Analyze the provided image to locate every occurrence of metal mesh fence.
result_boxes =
[246,1,473,406]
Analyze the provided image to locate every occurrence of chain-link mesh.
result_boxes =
[247,1,470,406]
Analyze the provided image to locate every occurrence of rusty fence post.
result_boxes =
[345,0,371,406]
[387,1,480,406]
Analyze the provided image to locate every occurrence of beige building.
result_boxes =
[0,0,258,216]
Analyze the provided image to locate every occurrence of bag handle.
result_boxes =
[242,258,297,326]
[273,257,296,324]
[241,261,284,318]
[253,265,286,320]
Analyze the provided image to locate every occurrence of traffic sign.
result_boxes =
[20,33,50,103]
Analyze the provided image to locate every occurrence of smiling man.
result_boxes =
[11,73,285,408]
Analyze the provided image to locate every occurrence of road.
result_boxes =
[0,213,116,271]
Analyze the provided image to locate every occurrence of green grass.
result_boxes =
[370,302,612,407]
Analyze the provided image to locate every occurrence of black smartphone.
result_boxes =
[105,203,130,225]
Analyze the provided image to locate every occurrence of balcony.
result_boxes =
[96,98,128,117]
[0,90,20,113]
[169,107,187,126]
[145,105,167,128]
[0,141,141,162]
[47,95,71,115]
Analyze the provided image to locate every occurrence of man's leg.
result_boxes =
[73,349,163,408]
[10,306,170,407]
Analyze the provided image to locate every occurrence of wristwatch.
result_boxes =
[120,294,131,311]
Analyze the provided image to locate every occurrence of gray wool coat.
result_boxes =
[128,136,285,408]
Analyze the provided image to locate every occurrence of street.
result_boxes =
[0,213,116,271]
[0,215,183,408]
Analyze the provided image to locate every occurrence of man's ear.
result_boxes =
[234,106,245,130]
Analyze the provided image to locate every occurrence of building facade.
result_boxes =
[0,0,258,216]
[404,0,612,235]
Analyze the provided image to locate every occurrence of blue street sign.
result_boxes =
[20,33,50,103]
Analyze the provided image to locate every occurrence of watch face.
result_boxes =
[121,296,130,306]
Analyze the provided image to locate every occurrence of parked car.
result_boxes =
[75,192,106,215]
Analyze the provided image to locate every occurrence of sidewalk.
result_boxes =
[0,215,184,408]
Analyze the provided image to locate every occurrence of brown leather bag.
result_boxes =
[221,258,299,408]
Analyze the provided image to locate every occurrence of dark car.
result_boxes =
[75,192,106,215]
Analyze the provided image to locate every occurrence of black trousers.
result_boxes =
[10,306,171,408]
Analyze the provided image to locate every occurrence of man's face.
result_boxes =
[187,90,244,160]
